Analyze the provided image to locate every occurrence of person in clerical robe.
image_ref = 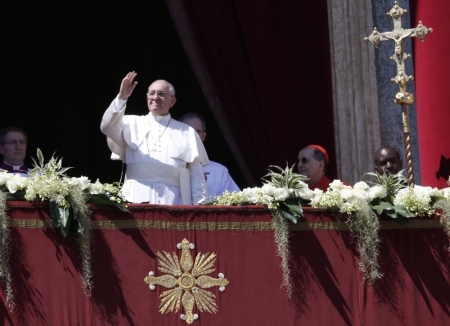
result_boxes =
[179,112,240,197]
[100,72,209,205]
[0,126,31,177]
[297,145,332,191]
[374,147,403,176]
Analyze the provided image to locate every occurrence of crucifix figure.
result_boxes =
[364,1,433,186]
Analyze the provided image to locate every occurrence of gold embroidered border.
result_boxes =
[7,218,443,231]
[91,220,274,231]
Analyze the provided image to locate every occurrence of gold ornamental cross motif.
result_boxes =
[144,239,230,324]
[364,1,433,186]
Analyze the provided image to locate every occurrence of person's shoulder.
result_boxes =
[170,119,191,132]
[205,161,228,172]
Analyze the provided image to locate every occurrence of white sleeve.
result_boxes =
[188,158,207,204]
[113,96,127,112]
[218,169,240,194]
[100,98,128,160]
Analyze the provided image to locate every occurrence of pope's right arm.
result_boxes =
[100,72,138,158]
[100,98,127,148]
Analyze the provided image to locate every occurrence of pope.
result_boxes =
[101,72,209,205]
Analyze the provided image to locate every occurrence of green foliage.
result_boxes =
[366,170,407,198]
[366,170,412,225]
[88,194,131,213]
[30,148,72,177]
[263,164,308,192]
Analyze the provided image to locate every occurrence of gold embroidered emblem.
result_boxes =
[144,238,230,324]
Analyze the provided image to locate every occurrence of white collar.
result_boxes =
[2,161,24,170]
[149,113,171,122]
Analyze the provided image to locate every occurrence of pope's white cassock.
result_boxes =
[100,97,209,205]
[204,161,240,197]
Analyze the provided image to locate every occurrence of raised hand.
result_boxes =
[118,71,138,100]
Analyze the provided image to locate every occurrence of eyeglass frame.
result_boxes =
[296,157,313,165]
[147,91,173,99]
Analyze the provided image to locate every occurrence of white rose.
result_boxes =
[6,179,19,193]
[368,185,387,199]
[78,176,90,190]
[354,181,370,191]
[329,179,344,190]
[273,188,289,201]
[440,188,450,199]
[0,172,12,185]
[15,175,29,189]
[66,177,79,186]
[296,187,313,200]
[352,189,370,201]
[340,189,353,200]
[261,184,277,196]
[89,179,103,194]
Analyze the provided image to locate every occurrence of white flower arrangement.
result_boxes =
[0,149,130,308]
[209,166,450,286]
[394,186,442,217]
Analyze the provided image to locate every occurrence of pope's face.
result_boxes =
[147,81,177,116]
[375,148,402,176]
[182,117,206,141]
[297,147,324,186]
[0,131,27,166]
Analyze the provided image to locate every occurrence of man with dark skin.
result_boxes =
[374,147,403,176]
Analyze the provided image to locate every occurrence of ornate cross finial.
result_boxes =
[364,1,433,186]
[364,1,432,105]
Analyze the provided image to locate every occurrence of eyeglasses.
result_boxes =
[147,91,172,99]
[1,140,27,147]
[296,157,311,165]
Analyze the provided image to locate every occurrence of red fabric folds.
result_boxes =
[412,0,450,188]
[171,0,336,185]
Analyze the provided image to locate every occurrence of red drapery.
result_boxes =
[1,203,449,325]
[167,0,337,186]
[412,0,450,188]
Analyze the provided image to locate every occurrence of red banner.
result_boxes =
[1,202,449,325]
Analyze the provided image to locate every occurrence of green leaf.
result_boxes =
[393,205,415,218]
[5,190,27,201]
[59,167,72,174]
[88,194,131,213]
[384,209,398,219]
[286,204,303,217]
[279,202,298,223]
[49,202,61,228]
[49,202,70,228]
[394,214,409,226]
[372,201,394,215]
[60,213,73,238]
[31,156,39,169]
[280,209,297,224]
[37,148,44,166]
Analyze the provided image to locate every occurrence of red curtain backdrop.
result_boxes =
[169,0,337,186]
[412,0,450,188]
[2,203,450,325]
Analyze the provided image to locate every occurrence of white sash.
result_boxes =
[126,162,192,205]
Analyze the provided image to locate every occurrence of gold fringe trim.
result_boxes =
[7,218,443,231]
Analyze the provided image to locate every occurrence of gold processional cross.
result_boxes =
[144,238,230,324]
[364,1,433,185]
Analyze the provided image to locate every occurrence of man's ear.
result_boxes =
[169,97,177,108]
[202,131,207,142]
[318,160,324,170]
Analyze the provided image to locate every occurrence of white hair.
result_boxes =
[149,79,175,97]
